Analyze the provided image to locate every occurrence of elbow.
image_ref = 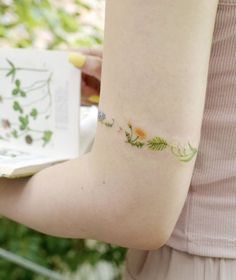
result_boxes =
[116,218,170,251]
[123,221,171,251]
[114,202,172,251]
[127,230,169,251]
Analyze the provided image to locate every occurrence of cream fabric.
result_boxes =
[122,245,236,280]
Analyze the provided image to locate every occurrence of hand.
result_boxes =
[69,47,103,106]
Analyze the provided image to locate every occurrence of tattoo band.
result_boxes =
[97,110,198,163]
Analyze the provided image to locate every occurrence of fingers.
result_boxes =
[81,79,100,105]
[82,73,100,90]
[81,86,99,106]
[68,52,102,81]
[81,55,102,81]
[68,47,103,58]
[81,73,100,105]
[79,47,103,58]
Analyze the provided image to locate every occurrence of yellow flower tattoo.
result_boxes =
[97,110,198,163]
[133,127,147,140]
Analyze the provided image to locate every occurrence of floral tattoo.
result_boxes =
[97,110,198,163]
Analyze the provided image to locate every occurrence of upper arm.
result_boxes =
[0,0,220,252]
[90,0,219,248]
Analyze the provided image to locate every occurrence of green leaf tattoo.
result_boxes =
[147,137,168,151]
[124,123,145,148]
[170,142,198,162]
[97,110,198,163]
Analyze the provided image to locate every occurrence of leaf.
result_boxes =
[135,141,145,148]
[30,108,38,120]
[11,129,18,138]
[19,115,29,130]
[6,69,14,77]
[170,142,198,162]
[6,59,16,82]
[42,130,53,146]
[20,90,26,97]
[6,59,15,68]
[13,101,23,113]
[15,79,20,87]
[125,131,132,142]
[147,137,168,151]
[6,68,16,82]
[104,119,114,127]
[12,88,18,96]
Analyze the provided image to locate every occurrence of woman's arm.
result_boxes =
[0,0,219,250]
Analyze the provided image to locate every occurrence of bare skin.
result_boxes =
[0,0,219,250]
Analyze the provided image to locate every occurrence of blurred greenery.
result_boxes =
[0,0,127,279]
[0,219,127,279]
[0,0,103,49]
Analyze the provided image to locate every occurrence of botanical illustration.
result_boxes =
[0,58,53,147]
[98,110,198,163]
[0,147,29,159]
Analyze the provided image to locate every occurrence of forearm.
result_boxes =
[0,153,131,246]
[0,153,92,237]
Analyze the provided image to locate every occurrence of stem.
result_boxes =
[129,126,133,139]
[0,67,48,72]
[16,67,48,72]
[23,80,48,91]
[132,136,139,142]
[170,146,180,157]
[23,90,48,107]
[46,73,53,111]
[26,84,47,94]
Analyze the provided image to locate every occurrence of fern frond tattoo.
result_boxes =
[97,110,198,163]
[147,137,168,151]
[170,142,198,162]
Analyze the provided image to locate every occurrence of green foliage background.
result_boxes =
[0,0,127,279]
[0,0,103,48]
